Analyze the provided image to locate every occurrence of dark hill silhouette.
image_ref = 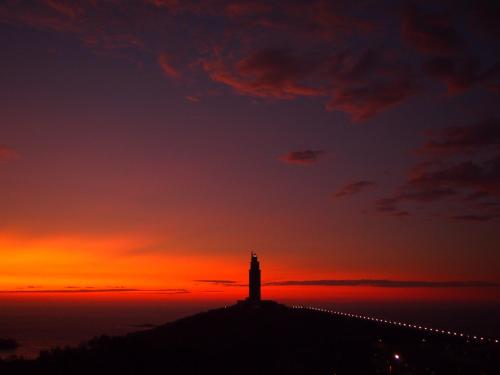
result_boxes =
[0,301,498,374]
[0,338,18,352]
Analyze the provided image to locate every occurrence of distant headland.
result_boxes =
[0,339,18,352]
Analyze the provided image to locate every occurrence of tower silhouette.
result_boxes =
[248,252,261,302]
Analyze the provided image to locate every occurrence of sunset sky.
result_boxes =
[1,0,499,303]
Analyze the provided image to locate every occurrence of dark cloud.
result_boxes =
[197,5,395,122]
[400,4,500,94]
[452,214,500,222]
[409,158,500,196]
[377,117,500,221]
[334,180,375,198]
[399,188,458,203]
[0,0,145,53]
[327,49,380,85]
[225,2,272,19]
[376,158,500,220]
[45,0,85,19]
[0,0,81,33]
[326,49,419,121]
[146,0,222,15]
[0,288,189,294]
[0,0,497,121]
[147,0,181,9]
[374,198,411,218]
[203,45,417,121]
[194,279,237,286]
[327,78,418,121]
[279,150,325,165]
[158,290,191,294]
[469,0,500,40]
[256,1,374,41]
[374,187,452,216]
[417,117,500,156]
[265,279,500,288]
[82,33,144,52]
[301,1,374,40]
[202,48,324,100]
[402,6,464,56]
[423,57,500,94]
[219,1,374,41]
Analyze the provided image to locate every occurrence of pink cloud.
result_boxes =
[158,53,181,79]
[202,48,324,99]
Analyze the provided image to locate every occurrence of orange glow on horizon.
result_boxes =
[1,232,499,304]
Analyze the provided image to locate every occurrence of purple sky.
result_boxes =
[0,1,499,300]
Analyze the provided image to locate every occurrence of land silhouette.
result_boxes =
[0,301,498,374]
[0,339,18,352]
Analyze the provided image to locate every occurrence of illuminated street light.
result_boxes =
[291,304,499,345]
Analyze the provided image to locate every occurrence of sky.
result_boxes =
[0,0,499,304]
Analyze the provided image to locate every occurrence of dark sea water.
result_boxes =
[1,299,499,359]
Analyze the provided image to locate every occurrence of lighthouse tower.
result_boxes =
[248,252,261,302]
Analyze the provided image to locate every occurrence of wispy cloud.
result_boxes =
[202,48,324,99]
[334,180,375,198]
[2,1,495,121]
[0,0,145,54]
[376,116,500,221]
[265,279,500,288]
[0,287,189,294]
[130,323,158,328]
[158,52,181,79]
[194,279,241,286]
[416,117,500,156]
[402,6,464,56]
[279,150,325,165]
[451,214,500,222]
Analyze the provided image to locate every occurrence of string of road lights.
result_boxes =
[290,305,499,345]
